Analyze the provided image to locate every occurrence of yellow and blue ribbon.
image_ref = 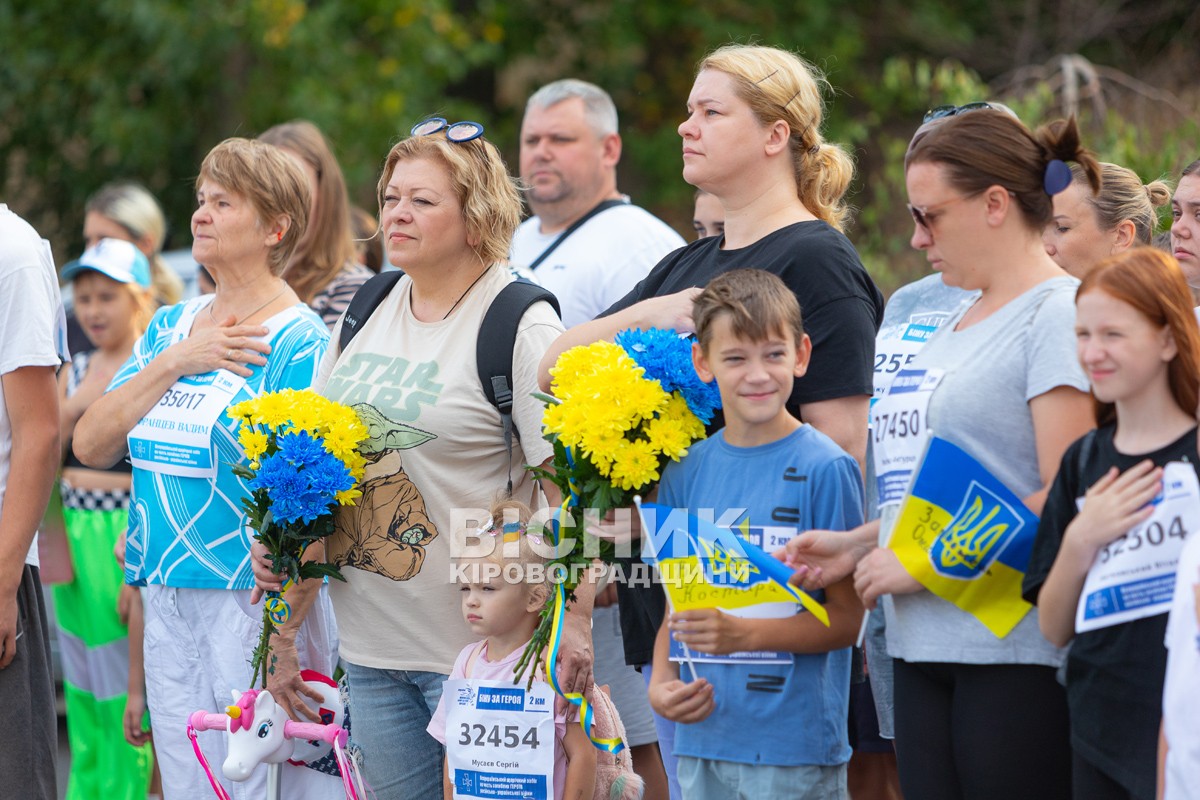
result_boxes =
[544,579,625,754]
[543,447,625,754]
[264,578,295,625]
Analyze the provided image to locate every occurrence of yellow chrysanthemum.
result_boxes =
[338,452,366,478]
[238,429,270,461]
[288,403,325,436]
[335,487,363,506]
[322,425,367,462]
[608,438,662,491]
[663,393,706,438]
[621,379,670,425]
[646,416,692,460]
[251,391,294,429]
[550,341,644,400]
[580,429,624,470]
[226,399,256,423]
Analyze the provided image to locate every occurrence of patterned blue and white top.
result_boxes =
[111,295,328,589]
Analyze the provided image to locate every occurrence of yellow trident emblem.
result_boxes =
[698,537,759,584]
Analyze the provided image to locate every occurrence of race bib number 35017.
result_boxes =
[128,370,244,479]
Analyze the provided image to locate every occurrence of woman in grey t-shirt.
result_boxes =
[789,111,1100,800]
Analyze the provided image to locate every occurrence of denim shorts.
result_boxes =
[677,755,847,800]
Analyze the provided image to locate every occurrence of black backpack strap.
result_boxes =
[338,271,404,352]
[477,279,561,496]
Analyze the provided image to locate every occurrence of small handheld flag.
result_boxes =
[887,436,1039,638]
[637,502,830,627]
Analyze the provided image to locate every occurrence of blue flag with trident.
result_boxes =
[637,502,829,626]
[887,435,1040,637]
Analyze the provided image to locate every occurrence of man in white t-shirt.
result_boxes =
[512,79,680,796]
[511,79,686,328]
[0,205,69,799]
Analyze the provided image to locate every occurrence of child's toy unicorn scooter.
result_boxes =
[187,671,366,800]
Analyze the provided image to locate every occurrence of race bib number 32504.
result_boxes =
[1075,461,1200,633]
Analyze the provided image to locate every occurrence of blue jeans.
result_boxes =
[343,661,447,800]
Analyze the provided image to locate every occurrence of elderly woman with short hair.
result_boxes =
[75,138,341,800]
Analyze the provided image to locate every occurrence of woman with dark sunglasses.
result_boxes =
[867,113,1100,798]
[790,110,1103,799]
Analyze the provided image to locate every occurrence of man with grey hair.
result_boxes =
[511,78,685,327]
[511,79,678,797]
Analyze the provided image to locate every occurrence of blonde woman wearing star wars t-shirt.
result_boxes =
[249,122,598,800]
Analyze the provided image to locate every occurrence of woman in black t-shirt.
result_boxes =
[538,44,883,481]
[534,51,883,799]
[1024,247,1200,800]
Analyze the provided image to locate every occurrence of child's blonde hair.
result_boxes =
[467,498,553,601]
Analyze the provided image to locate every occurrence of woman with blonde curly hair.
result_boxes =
[249,120,584,800]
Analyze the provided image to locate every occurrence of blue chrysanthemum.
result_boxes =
[276,430,327,468]
[615,327,721,423]
[306,453,354,498]
[250,446,342,525]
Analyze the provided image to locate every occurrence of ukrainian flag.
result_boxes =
[638,502,829,627]
[888,436,1038,638]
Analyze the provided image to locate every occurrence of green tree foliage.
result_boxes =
[2,0,1195,294]
[0,0,506,258]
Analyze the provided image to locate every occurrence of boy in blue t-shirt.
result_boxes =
[648,269,864,799]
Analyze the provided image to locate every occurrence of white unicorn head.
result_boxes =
[221,689,293,781]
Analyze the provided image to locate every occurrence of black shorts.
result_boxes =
[848,677,893,754]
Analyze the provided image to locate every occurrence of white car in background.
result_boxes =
[161,248,202,299]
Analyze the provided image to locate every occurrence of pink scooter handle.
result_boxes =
[284,720,348,748]
[188,711,230,732]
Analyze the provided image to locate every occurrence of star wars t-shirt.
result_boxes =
[318,265,562,673]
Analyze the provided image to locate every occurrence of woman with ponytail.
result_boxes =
[537,43,883,799]
[540,43,882,466]
[1043,162,1172,278]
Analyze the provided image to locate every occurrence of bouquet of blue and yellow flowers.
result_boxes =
[227,389,369,689]
[520,328,720,690]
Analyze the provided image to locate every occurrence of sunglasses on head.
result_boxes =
[922,102,995,124]
[410,117,485,143]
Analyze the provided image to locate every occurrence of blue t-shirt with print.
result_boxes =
[111,297,328,589]
[658,424,863,767]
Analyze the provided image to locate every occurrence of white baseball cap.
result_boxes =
[62,238,153,288]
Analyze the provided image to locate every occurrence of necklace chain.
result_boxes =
[208,285,288,326]
[411,267,491,321]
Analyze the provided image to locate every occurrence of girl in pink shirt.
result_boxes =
[428,501,597,800]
